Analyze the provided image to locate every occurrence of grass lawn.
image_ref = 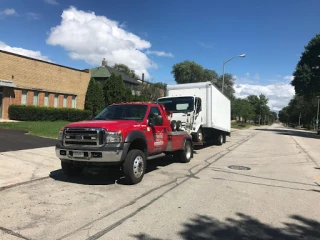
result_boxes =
[231,121,256,130]
[0,121,69,139]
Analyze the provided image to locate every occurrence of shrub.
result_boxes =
[8,105,91,122]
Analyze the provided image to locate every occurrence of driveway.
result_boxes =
[0,129,57,152]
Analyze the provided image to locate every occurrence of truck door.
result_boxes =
[146,106,168,154]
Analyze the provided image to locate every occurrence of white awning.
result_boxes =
[0,80,17,88]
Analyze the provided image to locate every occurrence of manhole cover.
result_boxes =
[228,165,251,170]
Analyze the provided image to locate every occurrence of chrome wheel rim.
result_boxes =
[198,132,203,142]
[133,155,144,178]
[186,143,192,159]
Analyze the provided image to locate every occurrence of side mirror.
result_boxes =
[155,115,163,126]
[148,119,155,127]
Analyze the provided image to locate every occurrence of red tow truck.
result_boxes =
[56,102,193,184]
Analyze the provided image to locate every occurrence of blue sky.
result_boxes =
[0,0,320,111]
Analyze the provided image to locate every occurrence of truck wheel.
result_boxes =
[171,120,177,131]
[192,129,203,142]
[215,134,223,146]
[223,134,226,143]
[123,149,146,184]
[174,141,192,163]
[61,162,84,176]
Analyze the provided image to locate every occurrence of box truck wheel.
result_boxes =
[61,161,84,176]
[192,129,203,142]
[215,134,223,146]
[123,149,146,184]
[223,134,226,143]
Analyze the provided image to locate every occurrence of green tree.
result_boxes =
[103,73,126,105]
[138,82,167,102]
[84,77,96,115]
[84,78,105,116]
[113,63,140,80]
[247,94,270,124]
[172,60,206,83]
[291,34,320,98]
[232,98,255,122]
[172,60,235,99]
[214,74,236,100]
[124,87,133,102]
[279,95,318,128]
[93,82,105,115]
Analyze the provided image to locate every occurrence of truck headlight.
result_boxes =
[106,132,122,143]
[58,130,64,141]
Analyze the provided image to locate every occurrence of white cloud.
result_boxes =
[0,41,51,62]
[234,82,295,111]
[253,74,260,80]
[245,72,250,77]
[46,6,158,79]
[146,50,174,57]
[44,0,59,5]
[283,75,294,81]
[0,8,18,18]
[27,12,40,20]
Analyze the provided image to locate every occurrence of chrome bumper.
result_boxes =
[55,147,123,163]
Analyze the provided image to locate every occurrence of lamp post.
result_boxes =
[316,96,320,130]
[299,113,301,128]
[222,54,246,93]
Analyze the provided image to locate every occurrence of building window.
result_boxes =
[33,91,38,106]
[44,92,49,106]
[54,94,58,108]
[63,95,67,108]
[21,90,27,105]
[72,96,76,108]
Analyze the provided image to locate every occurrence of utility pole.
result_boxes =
[299,113,301,128]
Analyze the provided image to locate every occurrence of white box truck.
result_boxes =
[157,82,231,145]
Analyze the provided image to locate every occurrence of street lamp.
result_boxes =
[222,54,246,93]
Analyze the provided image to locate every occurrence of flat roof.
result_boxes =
[0,80,17,88]
[0,50,90,73]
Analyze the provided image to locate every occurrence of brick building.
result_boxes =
[0,51,142,120]
[0,50,91,120]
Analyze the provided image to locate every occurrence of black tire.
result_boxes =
[123,149,146,184]
[171,120,177,131]
[61,161,84,176]
[173,141,192,163]
[192,128,203,142]
[215,134,223,146]
[223,134,226,143]
[176,121,182,131]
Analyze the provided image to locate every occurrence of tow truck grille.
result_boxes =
[63,128,105,147]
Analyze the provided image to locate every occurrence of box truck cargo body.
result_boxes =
[158,82,231,145]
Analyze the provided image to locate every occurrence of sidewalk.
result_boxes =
[0,119,19,123]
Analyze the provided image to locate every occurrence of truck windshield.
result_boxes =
[158,97,194,112]
[93,105,148,121]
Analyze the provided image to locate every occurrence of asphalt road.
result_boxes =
[0,129,57,152]
[0,124,319,240]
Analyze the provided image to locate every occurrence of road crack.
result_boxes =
[0,226,32,240]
